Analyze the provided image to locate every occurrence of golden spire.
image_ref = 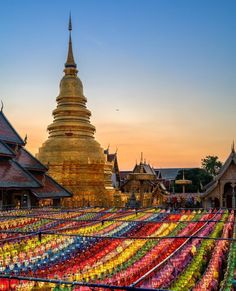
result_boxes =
[65,13,76,69]
[46,13,95,139]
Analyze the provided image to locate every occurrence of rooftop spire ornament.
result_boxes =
[231,140,235,153]
[140,152,143,164]
[65,13,76,69]
[68,12,72,31]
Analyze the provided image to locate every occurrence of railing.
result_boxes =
[0,274,169,290]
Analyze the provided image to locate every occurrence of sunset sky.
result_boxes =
[0,0,235,170]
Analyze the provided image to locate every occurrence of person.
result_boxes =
[196,195,202,207]
[173,196,177,208]
[211,198,215,208]
[177,196,181,208]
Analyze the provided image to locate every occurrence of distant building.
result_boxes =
[121,167,194,192]
[154,168,193,192]
[120,159,168,207]
[0,110,72,209]
[203,145,236,209]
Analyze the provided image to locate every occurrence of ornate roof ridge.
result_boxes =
[0,111,25,145]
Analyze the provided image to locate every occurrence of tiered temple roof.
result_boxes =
[0,111,24,145]
[31,174,72,199]
[0,109,72,202]
[0,159,41,189]
[15,148,47,172]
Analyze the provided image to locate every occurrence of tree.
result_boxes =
[174,168,213,193]
[201,155,222,177]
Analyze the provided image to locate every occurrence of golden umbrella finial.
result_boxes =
[175,169,192,194]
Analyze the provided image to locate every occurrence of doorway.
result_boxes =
[223,183,233,208]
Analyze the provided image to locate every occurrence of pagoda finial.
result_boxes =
[69,12,72,31]
[65,13,77,69]
[232,140,235,153]
[140,152,143,164]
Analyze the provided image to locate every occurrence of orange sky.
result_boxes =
[8,107,232,171]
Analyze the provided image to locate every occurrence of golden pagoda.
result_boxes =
[37,16,113,207]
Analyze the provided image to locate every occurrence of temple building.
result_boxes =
[37,17,114,207]
[202,144,236,209]
[119,156,168,207]
[0,110,72,209]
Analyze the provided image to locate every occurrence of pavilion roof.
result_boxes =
[0,159,41,189]
[154,168,181,180]
[0,111,25,145]
[31,173,72,198]
[0,110,73,199]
